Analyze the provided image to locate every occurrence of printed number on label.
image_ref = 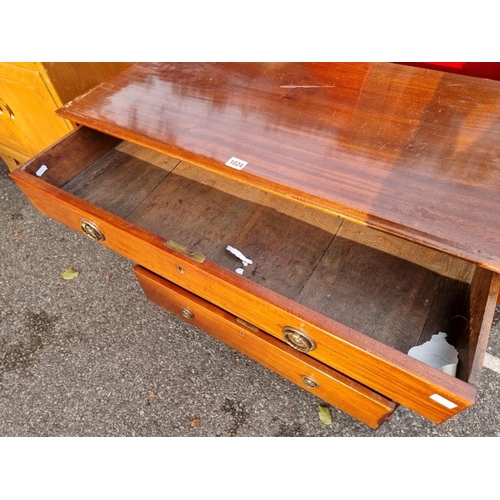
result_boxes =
[225,157,247,170]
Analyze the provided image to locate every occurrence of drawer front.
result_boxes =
[133,265,396,429]
[10,127,500,424]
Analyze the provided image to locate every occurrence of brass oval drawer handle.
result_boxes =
[301,375,319,389]
[282,326,317,353]
[80,220,105,242]
[180,307,195,320]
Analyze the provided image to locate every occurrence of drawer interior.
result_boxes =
[23,128,497,386]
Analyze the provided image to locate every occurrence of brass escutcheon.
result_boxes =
[180,307,195,320]
[301,376,319,389]
[282,326,317,353]
[80,220,105,242]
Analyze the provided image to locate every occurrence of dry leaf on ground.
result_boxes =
[61,268,79,280]
[318,405,333,425]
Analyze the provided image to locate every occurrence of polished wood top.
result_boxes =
[57,62,500,272]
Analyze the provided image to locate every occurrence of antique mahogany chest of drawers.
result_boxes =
[10,63,500,429]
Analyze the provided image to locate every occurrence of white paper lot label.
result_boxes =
[225,157,247,170]
[36,164,48,177]
[429,393,457,409]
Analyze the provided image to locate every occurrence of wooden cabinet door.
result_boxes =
[0,63,71,156]
[0,95,25,152]
[0,143,31,170]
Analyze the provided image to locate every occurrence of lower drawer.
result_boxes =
[133,265,396,429]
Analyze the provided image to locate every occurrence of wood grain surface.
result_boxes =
[57,62,500,273]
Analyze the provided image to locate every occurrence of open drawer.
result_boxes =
[10,126,500,424]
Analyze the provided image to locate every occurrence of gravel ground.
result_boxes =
[1,159,499,437]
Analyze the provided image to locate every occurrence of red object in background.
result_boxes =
[399,62,500,81]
